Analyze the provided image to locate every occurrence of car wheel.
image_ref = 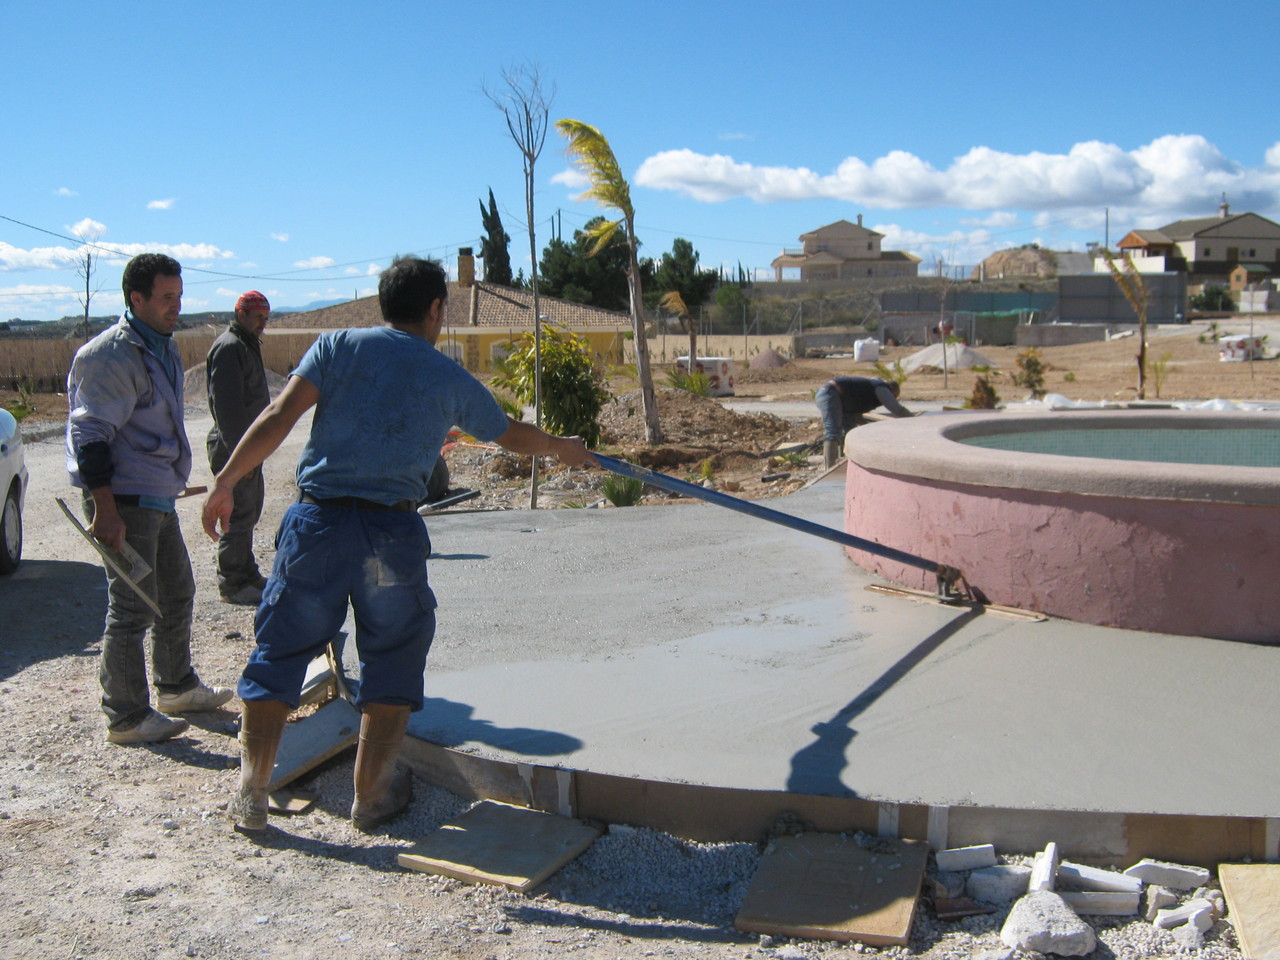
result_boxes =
[0,487,21,574]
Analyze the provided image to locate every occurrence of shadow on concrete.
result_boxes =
[786,606,981,797]
[412,696,582,758]
[0,558,106,679]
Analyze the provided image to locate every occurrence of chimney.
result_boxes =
[857,214,863,227]
[457,247,475,287]
[1219,194,1230,218]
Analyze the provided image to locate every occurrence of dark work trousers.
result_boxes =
[214,464,265,594]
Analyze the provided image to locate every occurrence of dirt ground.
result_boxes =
[1,320,1276,959]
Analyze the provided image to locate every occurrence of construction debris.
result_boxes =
[1000,890,1096,956]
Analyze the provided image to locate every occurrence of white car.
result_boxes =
[0,408,27,574]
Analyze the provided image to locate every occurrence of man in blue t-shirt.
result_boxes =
[202,256,597,833]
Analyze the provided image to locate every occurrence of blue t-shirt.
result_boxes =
[293,327,508,504]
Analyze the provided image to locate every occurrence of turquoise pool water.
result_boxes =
[959,428,1280,468]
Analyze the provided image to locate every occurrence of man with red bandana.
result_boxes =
[206,291,272,604]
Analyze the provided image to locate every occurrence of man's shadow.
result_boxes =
[411,696,583,758]
[787,606,980,797]
[0,559,108,678]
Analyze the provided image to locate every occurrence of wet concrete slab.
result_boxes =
[358,476,1279,821]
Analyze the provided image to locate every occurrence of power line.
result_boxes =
[0,213,479,286]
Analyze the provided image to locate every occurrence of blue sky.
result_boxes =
[4,0,1279,322]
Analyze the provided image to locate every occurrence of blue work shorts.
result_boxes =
[239,502,437,709]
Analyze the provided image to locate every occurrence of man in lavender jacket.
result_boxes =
[67,253,232,745]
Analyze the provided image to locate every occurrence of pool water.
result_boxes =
[959,427,1280,468]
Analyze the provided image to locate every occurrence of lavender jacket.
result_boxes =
[66,315,192,496]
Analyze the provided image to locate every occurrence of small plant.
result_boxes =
[689,458,715,483]
[964,375,1001,409]
[872,359,908,386]
[665,368,712,396]
[1198,321,1220,344]
[1011,347,1047,399]
[1063,371,1076,383]
[771,449,810,468]
[1150,351,1176,399]
[601,474,644,507]
[490,389,523,419]
[6,379,35,421]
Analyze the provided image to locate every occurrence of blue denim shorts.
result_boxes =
[240,502,437,709]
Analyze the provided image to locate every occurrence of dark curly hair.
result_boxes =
[378,256,447,325]
[122,253,182,309]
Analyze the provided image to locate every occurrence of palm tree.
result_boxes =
[659,290,695,379]
[555,119,662,444]
[1101,249,1150,399]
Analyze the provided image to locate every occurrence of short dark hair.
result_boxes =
[122,253,182,308]
[379,256,447,325]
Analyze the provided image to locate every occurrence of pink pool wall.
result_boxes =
[843,411,1280,643]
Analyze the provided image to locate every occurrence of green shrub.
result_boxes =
[1011,347,1047,398]
[665,369,712,396]
[492,325,612,447]
[601,474,644,507]
[964,375,1001,409]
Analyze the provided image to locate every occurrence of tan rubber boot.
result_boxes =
[823,441,842,469]
[229,699,290,831]
[350,703,413,832]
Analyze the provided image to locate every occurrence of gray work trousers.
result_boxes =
[83,495,198,731]
[212,465,265,594]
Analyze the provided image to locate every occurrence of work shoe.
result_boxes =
[106,709,190,744]
[157,683,235,715]
[247,572,269,591]
[221,584,263,606]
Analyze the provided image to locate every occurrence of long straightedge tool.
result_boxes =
[592,454,962,601]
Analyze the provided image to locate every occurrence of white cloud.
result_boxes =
[633,135,1280,221]
[551,168,590,190]
[0,240,82,271]
[68,218,107,239]
[718,132,753,141]
[55,187,77,197]
[0,282,78,302]
[294,256,336,270]
[147,199,175,210]
[0,239,234,272]
[961,211,1020,228]
[215,287,240,298]
[270,232,289,242]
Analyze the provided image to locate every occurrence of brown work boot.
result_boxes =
[350,703,413,832]
[230,699,290,832]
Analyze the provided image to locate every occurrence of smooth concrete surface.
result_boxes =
[338,474,1280,824]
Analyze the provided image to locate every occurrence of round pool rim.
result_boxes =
[847,408,1280,506]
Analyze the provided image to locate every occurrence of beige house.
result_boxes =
[1115,205,1280,283]
[270,251,632,374]
[770,217,920,281]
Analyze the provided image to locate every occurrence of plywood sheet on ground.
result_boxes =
[267,698,360,792]
[736,833,928,945]
[397,800,602,892]
[1220,863,1280,960]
